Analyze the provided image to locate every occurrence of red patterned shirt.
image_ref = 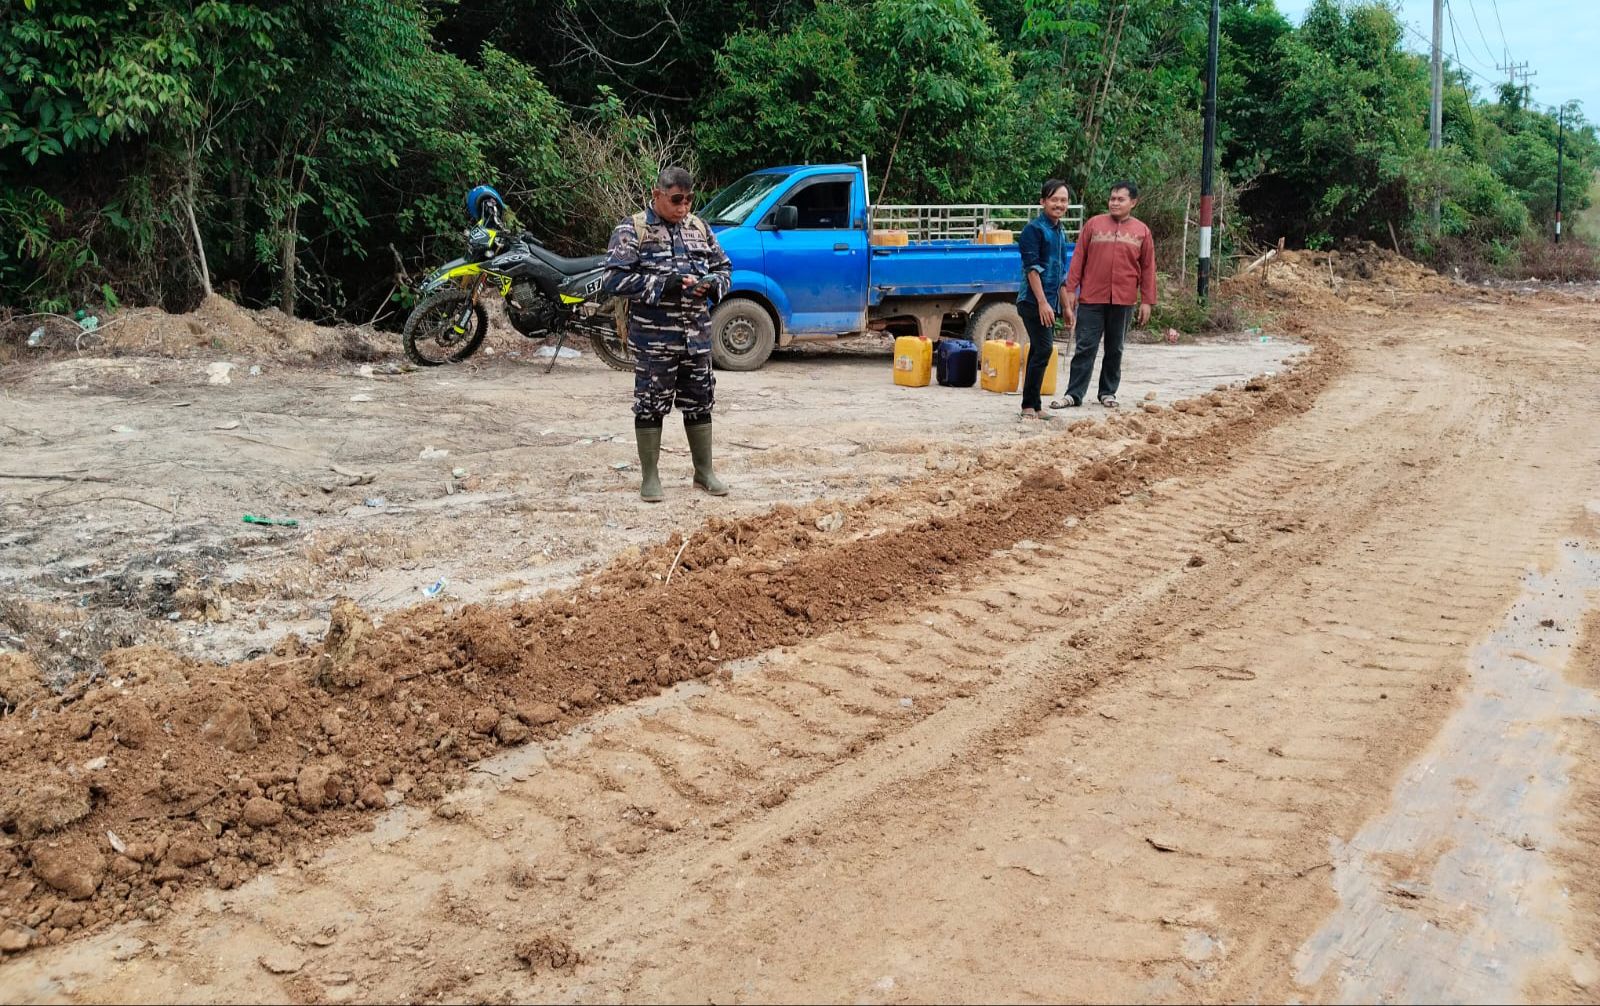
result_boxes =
[1064,213,1156,307]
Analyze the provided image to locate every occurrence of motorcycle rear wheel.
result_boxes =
[403,289,489,366]
[589,322,633,373]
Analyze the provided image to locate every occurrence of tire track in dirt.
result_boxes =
[0,316,1390,997]
[0,386,1337,997]
[636,316,1600,1005]
[1537,601,1600,1003]
[540,315,1600,1004]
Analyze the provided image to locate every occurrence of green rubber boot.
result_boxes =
[635,424,664,502]
[685,417,728,496]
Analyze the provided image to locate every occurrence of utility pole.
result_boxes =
[1429,0,1442,230]
[1556,104,1566,243]
[1497,60,1537,106]
[1197,0,1219,301]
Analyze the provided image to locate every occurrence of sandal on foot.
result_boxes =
[1049,395,1081,410]
[1099,395,1119,409]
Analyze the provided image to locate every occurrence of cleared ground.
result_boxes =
[3,258,1600,1004]
[0,320,1299,668]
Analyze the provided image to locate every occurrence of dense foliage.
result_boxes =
[3,0,1595,318]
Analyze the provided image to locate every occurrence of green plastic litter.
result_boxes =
[243,514,299,527]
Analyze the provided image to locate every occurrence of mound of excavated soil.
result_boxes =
[1223,243,1454,321]
[0,348,1335,954]
[3,296,396,365]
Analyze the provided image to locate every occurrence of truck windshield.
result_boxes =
[699,172,792,226]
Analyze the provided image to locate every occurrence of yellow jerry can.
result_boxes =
[893,335,933,387]
[980,339,1021,393]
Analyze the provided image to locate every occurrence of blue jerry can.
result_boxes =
[935,338,979,388]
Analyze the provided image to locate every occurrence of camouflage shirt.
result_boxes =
[601,206,733,352]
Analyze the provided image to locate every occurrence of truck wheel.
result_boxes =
[710,299,776,371]
[965,301,1026,346]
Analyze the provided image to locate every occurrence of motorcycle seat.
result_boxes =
[525,242,606,276]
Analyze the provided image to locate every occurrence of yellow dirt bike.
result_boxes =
[402,226,631,372]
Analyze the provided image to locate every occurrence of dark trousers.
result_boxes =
[1065,303,1131,404]
[1019,307,1056,412]
[630,337,714,423]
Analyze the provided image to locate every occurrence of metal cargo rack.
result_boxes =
[869,203,1085,243]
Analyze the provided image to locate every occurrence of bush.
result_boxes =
[1507,237,1600,282]
[547,89,698,256]
[1147,285,1249,336]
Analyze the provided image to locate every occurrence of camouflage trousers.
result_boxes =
[631,339,714,423]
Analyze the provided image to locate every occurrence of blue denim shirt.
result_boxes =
[1016,214,1068,311]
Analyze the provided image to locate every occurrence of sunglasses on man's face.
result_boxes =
[667,192,695,206]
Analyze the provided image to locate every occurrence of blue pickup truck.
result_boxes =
[697,162,1080,370]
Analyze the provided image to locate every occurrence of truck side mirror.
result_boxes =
[763,204,799,231]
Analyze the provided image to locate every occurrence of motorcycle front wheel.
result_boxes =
[403,289,489,366]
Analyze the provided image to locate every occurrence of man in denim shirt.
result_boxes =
[1016,180,1071,421]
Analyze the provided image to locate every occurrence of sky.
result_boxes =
[1273,0,1596,123]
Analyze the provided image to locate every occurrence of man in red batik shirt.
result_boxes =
[1050,180,1156,410]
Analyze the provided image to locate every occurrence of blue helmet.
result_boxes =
[466,185,504,223]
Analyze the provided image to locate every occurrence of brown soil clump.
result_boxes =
[516,933,581,972]
[0,653,45,712]
[2,779,92,840]
[29,842,106,900]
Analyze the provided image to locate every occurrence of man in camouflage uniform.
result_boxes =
[602,166,733,502]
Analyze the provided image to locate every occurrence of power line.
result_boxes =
[1397,18,1494,90]
[1461,0,1500,73]
[1499,60,1537,104]
[1394,11,1563,116]
[1485,0,1509,64]
[1445,2,1496,86]
[1444,3,1479,107]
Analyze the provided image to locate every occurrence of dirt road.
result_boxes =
[5,274,1600,1003]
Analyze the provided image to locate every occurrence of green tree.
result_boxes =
[1244,0,1426,241]
[698,0,1032,202]
[6,0,1599,316]
[1,0,566,317]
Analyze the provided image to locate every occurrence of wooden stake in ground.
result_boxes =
[1181,191,1192,288]
[665,535,692,587]
[1241,248,1278,275]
